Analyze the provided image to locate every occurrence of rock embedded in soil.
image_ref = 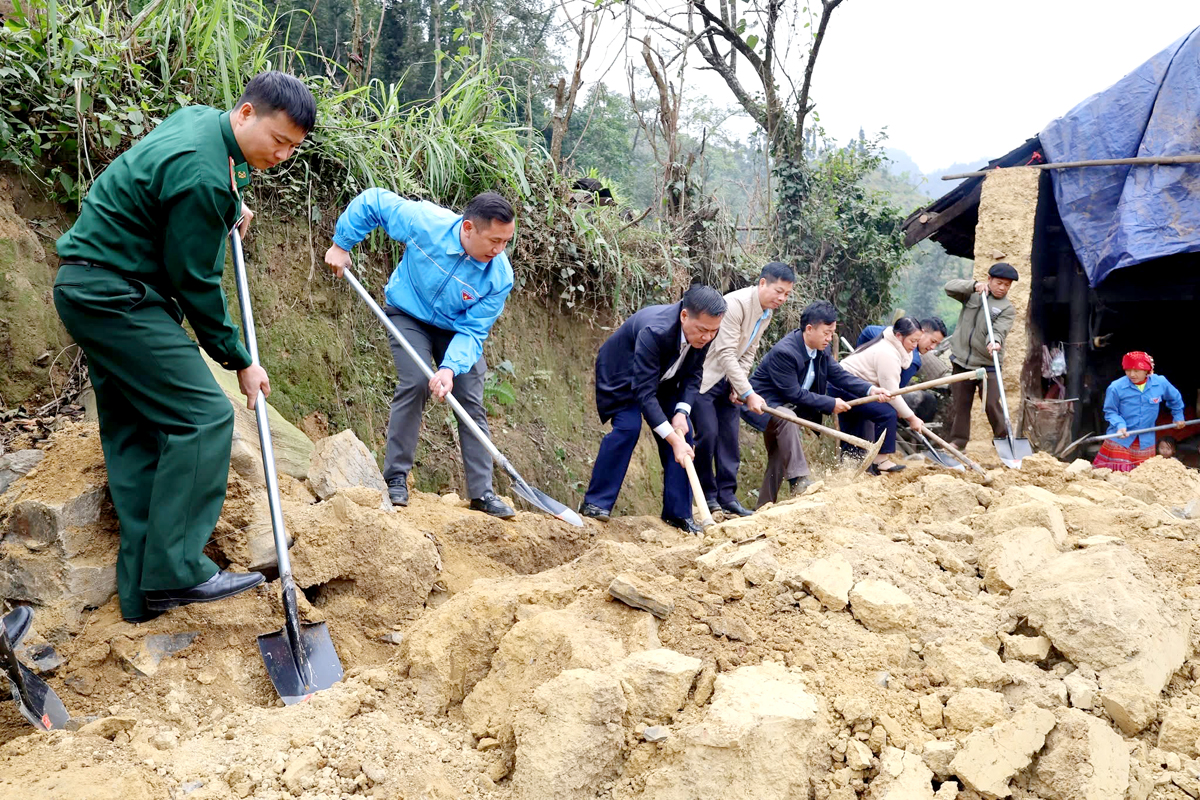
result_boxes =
[1101,682,1160,736]
[949,703,1056,797]
[787,553,853,610]
[923,640,1008,690]
[944,688,1007,732]
[307,429,388,501]
[608,572,674,619]
[1031,707,1130,800]
[848,579,916,633]
[0,448,44,496]
[1001,633,1051,663]
[865,746,935,800]
[610,648,701,723]
[981,526,1059,593]
[741,546,779,586]
[1158,708,1200,758]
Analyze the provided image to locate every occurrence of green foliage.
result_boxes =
[890,239,972,329]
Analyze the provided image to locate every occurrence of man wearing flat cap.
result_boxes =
[943,262,1018,450]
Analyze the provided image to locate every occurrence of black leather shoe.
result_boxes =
[788,476,813,492]
[719,500,754,517]
[2,606,32,647]
[866,462,906,476]
[123,609,166,624]
[662,516,703,535]
[145,570,266,611]
[388,477,409,507]
[470,491,516,519]
[579,502,611,522]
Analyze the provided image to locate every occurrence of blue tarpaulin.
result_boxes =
[1039,26,1200,287]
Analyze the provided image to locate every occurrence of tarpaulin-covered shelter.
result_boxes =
[903,26,1200,459]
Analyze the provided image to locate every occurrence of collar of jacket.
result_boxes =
[218,112,251,189]
[884,327,914,369]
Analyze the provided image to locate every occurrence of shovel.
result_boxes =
[1060,418,1200,459]
[0,622,68,730]
[920,427,994,485]
[230,229,344,704]
[911,430,965,471]
[762,405,887,476]
[980,292,1033,468]
[341,268,583,527]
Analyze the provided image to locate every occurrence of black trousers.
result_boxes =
[692,379,742,506]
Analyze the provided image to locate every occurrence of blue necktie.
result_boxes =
[740,310,771,356]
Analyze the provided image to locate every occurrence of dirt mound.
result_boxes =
[3,427,1200,799]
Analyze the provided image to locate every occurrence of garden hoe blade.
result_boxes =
[231,229,344,704]
[0,626,69,731]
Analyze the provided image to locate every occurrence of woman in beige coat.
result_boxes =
[837,317,925,473]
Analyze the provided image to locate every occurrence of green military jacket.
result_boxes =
[944,278,1015,370]
[56,106,254,370]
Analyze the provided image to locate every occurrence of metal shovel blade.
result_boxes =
[994,434,1034,469]
[0,628,69,731]
[915,432,964,471]
[257,621,344,705]
[503,463,584,527]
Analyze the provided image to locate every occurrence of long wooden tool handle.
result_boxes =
[921,428,991,482]
[1092,418,1200,442]
[680,455,714,528]
[763,404,874,450]
[844,368,987,408]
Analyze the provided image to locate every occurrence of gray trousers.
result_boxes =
[757,415,810,508]
[383,307,493,499]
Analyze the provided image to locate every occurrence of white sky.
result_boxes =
[573,1,1198,176]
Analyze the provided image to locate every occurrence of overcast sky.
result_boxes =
[576,1,1197,176]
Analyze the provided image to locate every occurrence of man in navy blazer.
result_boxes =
[746,300,888,506]
[580,285,727,533]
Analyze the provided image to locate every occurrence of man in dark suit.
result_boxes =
[747,300,889,506]
[580,285,727,533]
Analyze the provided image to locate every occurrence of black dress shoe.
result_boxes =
[579,502,611,522]
[866,462,906,476]
[470,491,516,519]
[662,516,703,535]
[145,570,266,611]
[2,606,32,647]
[123,608,166,624]
[388,476,409,507]
[719,499,754,517]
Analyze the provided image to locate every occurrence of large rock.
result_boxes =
[1009,547,1189,695]
[944,688,1006,732]
[611,649,702,723]
[627,663,826,800]
[949,704,1055,798]
[978,501,1067,546]
[202,351,314,481]
[512,669,627,800]
[1100,682,1159,736]
[401,581,521,715]
[1158,708,1200,758]
[1031,707,1129,800]
[980,526,1059,593]
[865,746,935,800]
[463,609,627,756]
[788,554,853,610]
[0,449,44,496]
[849,580,916,633]
[307,429,387,501]
[923,640,1008,690]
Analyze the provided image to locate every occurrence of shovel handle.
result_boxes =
[843,368,987,408]
[679,455,714,528]
[763,404,875,451]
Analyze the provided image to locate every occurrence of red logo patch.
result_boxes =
[462,291,474,302]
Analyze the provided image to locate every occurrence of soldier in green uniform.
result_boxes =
[53,72,316,622]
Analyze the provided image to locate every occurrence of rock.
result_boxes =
[944,688,1007,732]
[865,746,935,800]
[306,429,387,501]
[789,554,854,610]
[849,580,916,633]
[705,614,757,643]
[611,649,701,723]
[1077,535,1123,547]
[922,740,959,780]
[282,747,326,794]
[512,669,626,800]
[981,527,1059,593]
[202,351,313,481]
[463,608,626,757]
[834,695,874,726]
[608,572,674,619]
[78,715,137,741]
[1010,547,1189,695]
[846,738,874,770]
[978,501,1067,547]
[695,542,735,576]
[0,449,44,496]
[949,704,1056,798]
[642,725,669,743]
[918,474,986,521]
[652,542,705,577]
[1002,633,1051,663]
[1065,459,1092,477]
[741,547,780,586]
[918,694,943,729]
[923,521,974,543]
[1031,707,1130,800]
[112,631,200,678]
[401,582,520,715]
[1159,709,1200,757]
[629,663,826,800]
[440,492,462,506]
[6,484,107,559]
[705,566,746,601]
[923,640,1008,690]
[718,539,775,569]
[1100,682,1159,736]
[1063,671,1098,710]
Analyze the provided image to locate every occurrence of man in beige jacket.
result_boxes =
[692,263,794,516]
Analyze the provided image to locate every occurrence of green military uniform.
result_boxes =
[54,106,254,619]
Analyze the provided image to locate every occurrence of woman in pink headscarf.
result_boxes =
[1092,351,1185,471]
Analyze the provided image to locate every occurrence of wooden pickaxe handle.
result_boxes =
[843,368,987,408]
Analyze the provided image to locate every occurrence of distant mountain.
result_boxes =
[880,148,989,200]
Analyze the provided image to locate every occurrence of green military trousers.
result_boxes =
[53,264,230,619]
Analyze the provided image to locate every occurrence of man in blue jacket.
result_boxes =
[324,192,517,518]
[579,285,726,534]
